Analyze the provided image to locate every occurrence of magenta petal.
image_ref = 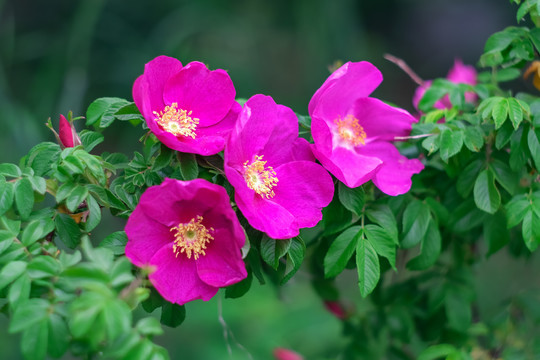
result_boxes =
[351,97,416,141]
[125,209,172,267]
[196,228,247,287]
[312,145,382,188]
[149,243,218,305]
[273,161,334,228]
[361,142,424,196]
[447,59,477,85]
[140,56,183,115]
[309,61,383,117]
[163,61,235,127]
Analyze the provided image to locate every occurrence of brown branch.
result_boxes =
[384,54,425,86]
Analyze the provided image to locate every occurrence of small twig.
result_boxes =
[217,296,254,360]
[393,134,433,141]
[384,54,425,86]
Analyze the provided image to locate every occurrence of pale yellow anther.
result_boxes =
[171,216,213,260]
[154,102,199,138]
[334,115,367,146]
[243,155,279,198]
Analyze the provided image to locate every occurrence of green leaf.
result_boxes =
[364,224,397,270]
[324,226,362,278]
[0,163,21,177]
[456,159,484,197]
[0,180,14,216]
[21,218,54,246]
[505,194,530,228]
[136,317,164,336]
[99,231,128,255]
[474,169,501,214]
[483,29,516,53]
[439,129,464,162]
[366,204,398,243]
[401,200,431,248]
[418,344,459,360]
[407,220,441,271]
[510,127,528,172]
[517,0,535,22]
[21,318,48,360]
[47,313,69,358]
[527,126,540,171]
[113,102,144,122]
[490,159,518,195]
[86,97,130,128]
[66,186,88,213]
[463,126,484,152]
[421,134,439,154]
[225,271,253,299]
[356,235,380,297]
[495,121,514,150]
[523,210,540,251]
[15,178,34,219]
[85,195,101,232]
[492,98,508,129]
[54,213,81,249]
[27,256,61,279]
[178,152,199,180]
[0,260,27,292]
[9,298,50,333]
[418,79,454,112]
[337,183,364,216]
[281,236,306,285]
[102,299,132,341]
[56,182,76,203]
[26,142,61,177]
[260,236,291,269]
[160,302,186,328]
[507,98,524,129]
[484,211,510,256]
[323,195,352,236]
[28,176,46,195]
[8,274,31,309]
[79,130,105,152]
[153,146,174,171]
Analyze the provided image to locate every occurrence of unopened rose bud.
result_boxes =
[273,348,304,360]
[58,114,81,148]
[324,300,348,320]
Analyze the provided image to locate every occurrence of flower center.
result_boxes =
[334,115,366,147]
[171,216,213,260]
[154,102,199,138]
[243,155,279,198]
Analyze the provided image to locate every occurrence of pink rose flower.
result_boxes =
[125,178,247,305]
[273,348,304,360]
[412,59,478,111]
[309,61,424,196]
[132,55,239,155]
[224,94,334,239]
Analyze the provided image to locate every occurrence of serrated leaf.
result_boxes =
[463,126,484,152]
[474,169,501,214]
[48,313,69,358]
[507,97,524,129]
[0,181,14,216]
[0,260,27,291]
[490,159,518,195]
[324,226,362,278]
[407,220,441,270]
[456,159,484,197]
[8,274,31,309]
[366,204,398,243]
[56,182,76,203]
[527,126,540,171]
[79,130,105,152]
[422,134,440,154]
[0,163,21,177]
[27,255,61,279]
[160,302,186,328]
[28,176,46,195]
[492,98,508,129]
[356,236,380,297]
[99,231,128,255]
[66,185,88,212]
[85,195,101,232]
[401,200,431,248]
[54,213,81,249]
[483,30,516,53]
[178,152,198,180]
[260,236,291,269]
[523,210,540,251]
[281,236,305,284]
[21,317,48,360]
[225,271,253,299]
[439,129,464,161]
[337,183,364,216]
[9,298,50,333]
[364,224,397,270]
[418,79,454,112]
[21,218,54,246]
[505,194,530,228]
[15,178,34,219]
[26,142,61,177]
[323,195,352,236]
[86,97,130,128]
[136,317,164,336]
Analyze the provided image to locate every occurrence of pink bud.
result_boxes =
[324,300,348,320]
[58,114,81,148]
[273,348,304,360]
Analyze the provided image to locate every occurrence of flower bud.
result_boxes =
[273,348,304,360]
[58,114,81,148]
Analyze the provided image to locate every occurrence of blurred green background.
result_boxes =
[2,0,539,359]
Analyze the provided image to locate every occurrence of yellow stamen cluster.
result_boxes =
[171,216,214,260]
[243,155,279,198]
[154,102,199,138]
[335,115,367,146]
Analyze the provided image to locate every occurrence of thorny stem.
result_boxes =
[384,54,425,86]
[393,133,433,141]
